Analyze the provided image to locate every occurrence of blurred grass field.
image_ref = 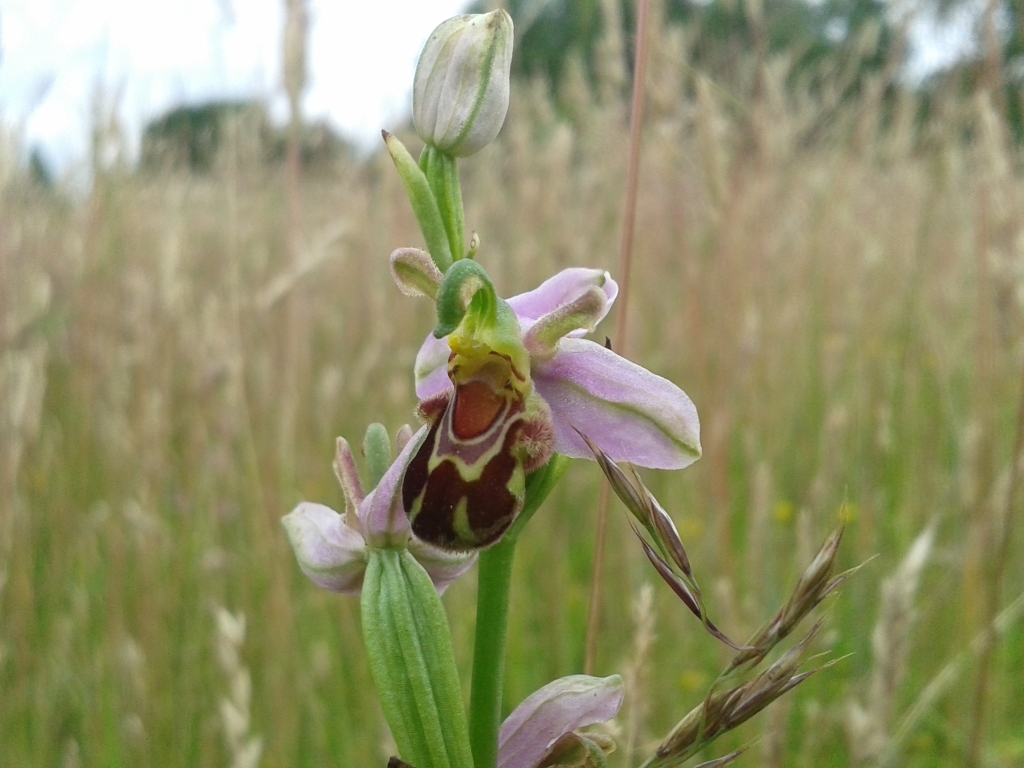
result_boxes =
[3,15,1024,768]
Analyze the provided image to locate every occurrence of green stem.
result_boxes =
[469,535,517,768]
[467,456,570,768]
[421,146,466,261]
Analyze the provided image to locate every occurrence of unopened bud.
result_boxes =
[413,11,514,157]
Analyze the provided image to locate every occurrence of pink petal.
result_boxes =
[408,539,478,594]
[498,675,624,768]
[413,268,619,401]
[414,332,453,401]
[507,268,618,327]
[522,286,608,359]
[281,502,367,594]
[333,437,365,523]
[533,339,701,469]
[361,426,428,548]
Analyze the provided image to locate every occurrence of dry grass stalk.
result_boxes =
[846,526,934,765]
[0,342,48,492]
[583,433,854,766]
[690,751,745,768]
[622,583,657,766]
[255,221,347,312]
[277,0,310,493]
[585,0,654,676]
[644,623,839,768]
[214,606,264,768]
[117,633,149,749]
[0,570,7,670]
[884,590,1024,766]
[0,231,51,493]
[580,432,741,649]
[964,85,1024,768]
[725,524,857,676]
[695,77,729,214]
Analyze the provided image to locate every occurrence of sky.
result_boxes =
[0,0,469,174]
[0,0,977,176]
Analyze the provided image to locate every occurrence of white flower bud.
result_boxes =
[413,10,514,157]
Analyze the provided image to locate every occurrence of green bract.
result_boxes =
[384,132,454,273]
[362,549,474,768]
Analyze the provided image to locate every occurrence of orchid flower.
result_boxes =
[391,249,701,550]
[282,427,476,594]
[383,675,623,768]
[498,675,624,768]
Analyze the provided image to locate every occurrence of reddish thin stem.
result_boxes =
[584,0,652,675]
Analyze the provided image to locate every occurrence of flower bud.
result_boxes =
[413,10,514,157]
[283,432,476,595]
[282,502,367,594]
[498,675,623,768]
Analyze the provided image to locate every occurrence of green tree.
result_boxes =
[473,0,899,93]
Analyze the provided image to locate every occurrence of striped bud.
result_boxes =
[413,11,514,157]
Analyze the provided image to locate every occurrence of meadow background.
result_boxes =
[2,1,1024,766]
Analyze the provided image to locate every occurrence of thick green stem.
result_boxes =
[467,456,570,768]
[469,535,517,768]
[421,146,466,261]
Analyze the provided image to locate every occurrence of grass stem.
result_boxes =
[584,0,652,675]
[966,351,1024,766]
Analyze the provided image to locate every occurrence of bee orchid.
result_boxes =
[498,674,623,768]
[391,251,701,551]
[386,675,624,768]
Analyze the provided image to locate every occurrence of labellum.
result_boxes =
[403,349,553,550]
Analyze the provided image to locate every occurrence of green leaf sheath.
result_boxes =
[362,553,431,766]
[398,552,474,768]
[420,146,466,261]
[362,550,473,768]
[383,132,454,273]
